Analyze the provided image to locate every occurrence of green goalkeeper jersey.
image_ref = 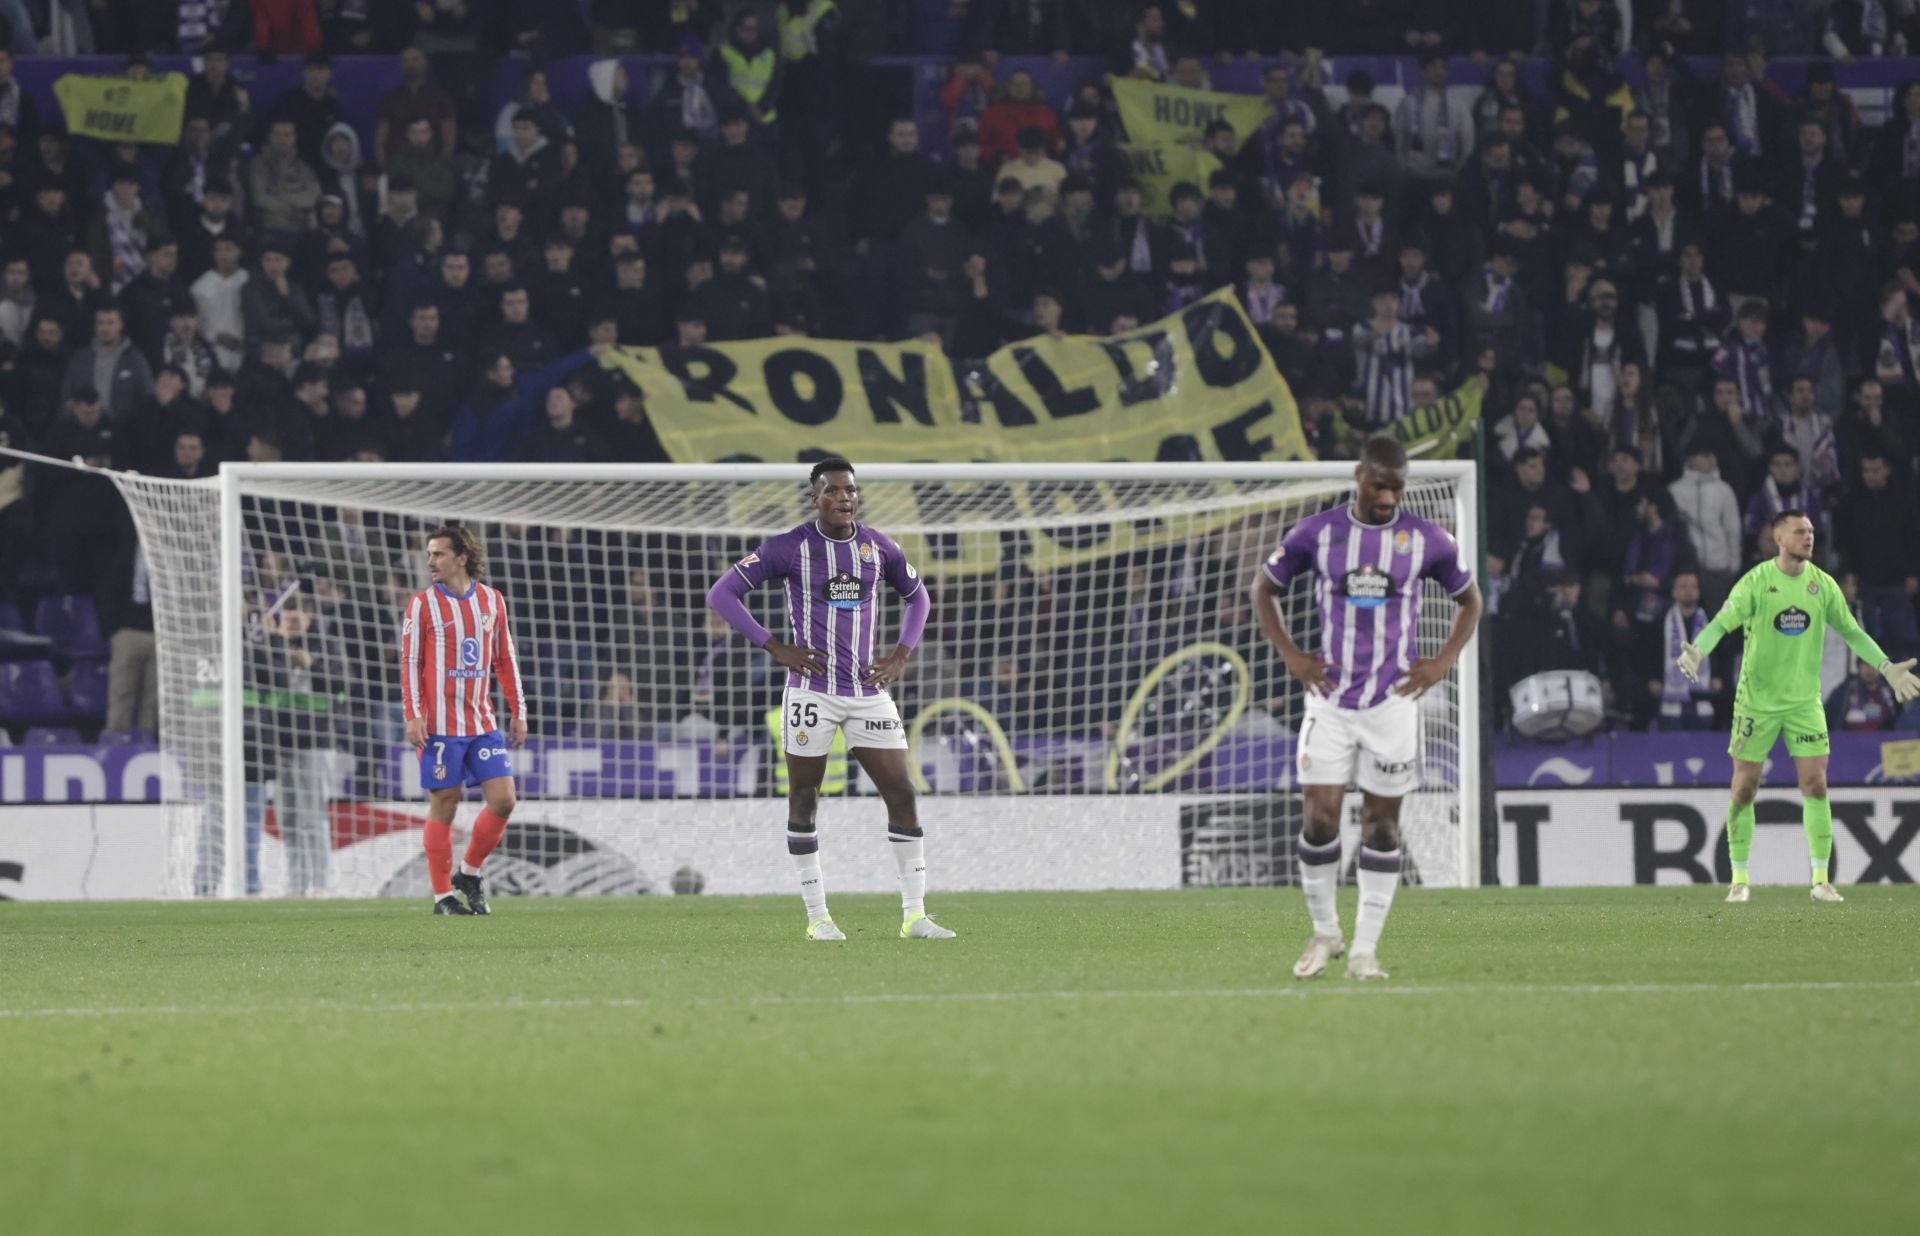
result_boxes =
[1695,559,1887,714]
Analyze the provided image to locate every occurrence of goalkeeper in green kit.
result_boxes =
[1677,510,1920,902]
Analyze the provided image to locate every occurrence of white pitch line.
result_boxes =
[3,978,1918,1020]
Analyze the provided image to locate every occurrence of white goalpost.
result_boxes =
[104,461,1483,900]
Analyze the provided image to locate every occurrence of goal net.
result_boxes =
[105,463,1482,899]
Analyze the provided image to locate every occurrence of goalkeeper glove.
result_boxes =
[1881,659,1920,704]
[1676,641,1704,685]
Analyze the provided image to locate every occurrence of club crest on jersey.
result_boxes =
[1343,565,1392,609]
[481,612,494,632]
[1774,606,1811,636]
[795,731,809,746]
[859,541,873,562]
[1392,530,1412,556]
[826,571,866,610]
[432,764,447,780]
[1807,581,1819,595]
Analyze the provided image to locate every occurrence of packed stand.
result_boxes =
[2,1,1920,745]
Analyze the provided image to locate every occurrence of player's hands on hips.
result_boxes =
[1676,640,1704,684]
[405,716,426,751]
[1881,658,1920,703]
[1394,656,1450,698]
[765,637,829,678]
[862,645,912,689]
[1281,648,1336,697]
[507,717,528,748]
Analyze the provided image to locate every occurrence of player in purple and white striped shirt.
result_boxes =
[1251,434,1483,980]
[707,458,953,942]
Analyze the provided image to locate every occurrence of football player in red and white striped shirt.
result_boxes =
[402,525,527,915]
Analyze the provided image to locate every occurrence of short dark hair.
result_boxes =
[1772,508,1810,529]
[810,457,855,487]
[1360,433,1409,471]
[426,524,486,579]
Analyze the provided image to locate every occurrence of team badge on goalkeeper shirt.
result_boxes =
[1808,581,1819,595]
[826,571,866,610]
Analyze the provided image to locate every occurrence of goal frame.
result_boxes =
[213,461,1484,897]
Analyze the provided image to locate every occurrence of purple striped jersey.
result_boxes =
[733,521,923,698]
[1263,506,1474,711]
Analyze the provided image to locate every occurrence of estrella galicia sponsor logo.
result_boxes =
[863,719,900,731]
[826,571,866,610]
[1774,606,1811,636]
[1343,565,1391,609]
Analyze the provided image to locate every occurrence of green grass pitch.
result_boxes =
[5,887,1918,1236]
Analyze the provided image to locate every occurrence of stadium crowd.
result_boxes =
[5,1,1920,748]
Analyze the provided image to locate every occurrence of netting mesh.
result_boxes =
[108,467,1473,898]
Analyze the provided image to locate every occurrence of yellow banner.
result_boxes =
[599,288,1311,573]
[1109,78,1269,220]
[1377,378,1487,460]
[1109,77,1271,148]
[1116,141,1222,219]
[52,73,188,146]
[1881,738,1920,779]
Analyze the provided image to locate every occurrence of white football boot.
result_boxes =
[1344,952,1389,981]
[1291,933,1346,979]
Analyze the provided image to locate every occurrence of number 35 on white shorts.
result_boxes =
[781,687,908,753]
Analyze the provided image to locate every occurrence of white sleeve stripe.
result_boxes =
[401,595,422,717]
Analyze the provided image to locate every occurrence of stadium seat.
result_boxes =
[0,661,69,725]
[67,661,110,719]
[23,726,83,745]
[0,601,21,631]
[34,595,109,660]
[98,727,158,746]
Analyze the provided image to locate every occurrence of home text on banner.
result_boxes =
[1109,77,1270,218]
[1109,77,1271,149]
[51,73,190,146]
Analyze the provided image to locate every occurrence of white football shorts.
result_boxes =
[780,686,909,753]
[1295,692,1420,797]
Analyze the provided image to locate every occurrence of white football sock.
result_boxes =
[1296,835,1341,938]
[459,860,482,877]
[788,826,829,922]
[1353,847,1403,956]
[890,831,926,918]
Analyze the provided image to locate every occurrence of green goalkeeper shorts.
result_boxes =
[1728,702,1830,763]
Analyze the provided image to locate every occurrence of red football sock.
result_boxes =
[424,820,454,895]
[464,808,508,870]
